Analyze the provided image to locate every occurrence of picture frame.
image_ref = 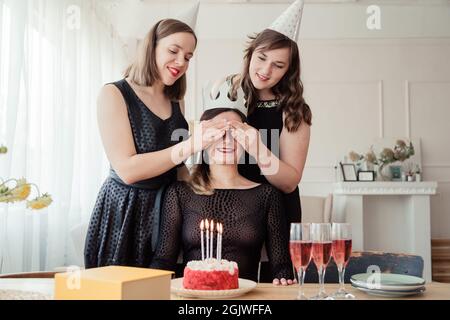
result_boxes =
[358,171,375,182]
[340,163,358,181]
[390,165,402,181]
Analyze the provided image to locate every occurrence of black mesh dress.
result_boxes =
[150,181,294,282]
[237,99,302,282]
[238,100,302,224]
[84,79,188,268]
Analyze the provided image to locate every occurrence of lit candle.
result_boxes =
[205,219,209,261]
[200,220,205,261]
[210,220,214,260]
[219,223,223,262]
[216,222,220,261]
[216,223,221,262]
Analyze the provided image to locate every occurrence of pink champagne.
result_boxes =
[312,242,333,269]
[289,241,312,271]
[332,239,352,267]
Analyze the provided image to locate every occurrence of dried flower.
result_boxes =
[365,151,377,164]
[349,151,361,162]
[27,193,53,210]
[1,145,52,210]
[380,148,395,162]
[11,179,31,201]
[396,140,406,148]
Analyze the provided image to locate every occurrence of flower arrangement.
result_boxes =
[348,140,415,180]
[0,144,52,210]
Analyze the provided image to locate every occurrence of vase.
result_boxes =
[377,164,391,181]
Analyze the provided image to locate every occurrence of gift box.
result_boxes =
[54,266,173,300]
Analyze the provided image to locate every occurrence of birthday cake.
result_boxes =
[183,259,239,290]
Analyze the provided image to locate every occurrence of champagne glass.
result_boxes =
[310,223,333,300]
[331,223,355,299]
[289,223,312,300]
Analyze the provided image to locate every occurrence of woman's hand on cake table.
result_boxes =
[273,278,297,286]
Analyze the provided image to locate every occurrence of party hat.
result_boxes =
[175,2,200,31]
[268,0,304,42]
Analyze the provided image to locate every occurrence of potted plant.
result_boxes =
[415,165,422,182]
[348,140,415,181]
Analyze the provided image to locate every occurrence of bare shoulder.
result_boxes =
[98,84,124,106]
[97,84,127,115]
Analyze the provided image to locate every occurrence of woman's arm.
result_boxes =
[98,85,227,185]
[176,99,191,182]
[259,116,311,193]
[231,114,310,194]
[149,184,183,271]
[265,187,295,285]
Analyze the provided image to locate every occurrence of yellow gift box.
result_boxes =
[54,266,173,300]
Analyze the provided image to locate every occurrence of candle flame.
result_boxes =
[205,219,209,230]
[211,220,214,231]
[220,223,223,234]
[200,220,204,230]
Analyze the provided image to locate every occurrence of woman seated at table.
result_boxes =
[150,80,295,285]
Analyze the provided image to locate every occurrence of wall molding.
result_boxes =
[304,80,384,139]
[405,80,450,166]
[379,80,384,139]
[405,80,411,139]
[405,81,450,138]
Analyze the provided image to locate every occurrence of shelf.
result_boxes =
[333,181,438,195]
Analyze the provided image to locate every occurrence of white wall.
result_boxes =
[107,1,450,238]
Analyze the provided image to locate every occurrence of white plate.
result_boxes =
[171,278,257,299]
[350,273,425,291]
[351,284,426,298]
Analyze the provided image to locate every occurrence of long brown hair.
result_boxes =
[124,19,197,101]
[239,29,312,132]
[189,108,246,195]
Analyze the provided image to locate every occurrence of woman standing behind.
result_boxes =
[84,19,229,268]
[229,0,311,282]
[232,0,311,225]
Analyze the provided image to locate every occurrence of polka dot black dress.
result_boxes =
[84,79,188,269]
[150,182,294,282]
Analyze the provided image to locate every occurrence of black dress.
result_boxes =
[238,100,302,224]
[150,182,294,282]
[84,79,189,268]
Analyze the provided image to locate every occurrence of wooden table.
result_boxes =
[1,279,449,300]
[227,283,450,300]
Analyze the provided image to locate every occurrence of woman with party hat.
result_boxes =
[227,0,312,282]
[227,0,310,228]
[84,10,229,268]
[150,79,295,285]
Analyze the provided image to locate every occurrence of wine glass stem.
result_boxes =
[297,268,306,298]
[318,266,326,296]
[338,265,346,292]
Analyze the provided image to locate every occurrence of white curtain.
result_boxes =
[0,0,128,273]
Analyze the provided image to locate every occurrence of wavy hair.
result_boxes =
[238,29,312,132]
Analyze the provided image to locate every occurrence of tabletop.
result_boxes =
[1,279,449,300]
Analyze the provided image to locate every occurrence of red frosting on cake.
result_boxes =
[183,267,239,290]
